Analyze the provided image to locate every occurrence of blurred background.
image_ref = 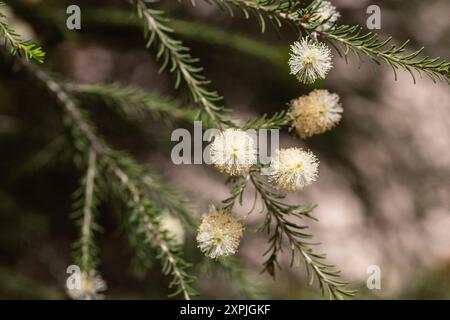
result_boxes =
[0,0,449,299]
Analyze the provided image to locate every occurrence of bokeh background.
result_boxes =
[0,0,449,299]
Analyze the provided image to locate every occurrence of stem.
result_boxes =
[249,171,346,299]
[21,60,194,300]
[80,147,97,271]
[133,0,225,129]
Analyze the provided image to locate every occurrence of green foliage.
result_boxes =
[71,148,104,274]
[223,169,355,300]
[186,0,301,33]
[222,175,250,211]
[317,26,450,84]
[187,0,450,84]
[249,171,355,299]
[68,82,288,131]
[32,3,284,66]
[241,111,288,130]
[67,83,198,125]
[169,19,284,65]
[131,0,233,127]
[3,0,448,301]
[0,2,45,62]
[19,61,197,299]
[105,150,197,299]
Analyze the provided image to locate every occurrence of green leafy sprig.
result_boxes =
[67,83,198,125]
[131,0,234,127]
[187,0,450,84]
[0,2,45,62]
[71,148,103,275]
[221,168,356,300]
[20,60,197,300]
[249,171,355,300]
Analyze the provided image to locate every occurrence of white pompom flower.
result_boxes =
[67,271,107,300]
[288,89,343,139]
[268,148,319,191]
[313,0,341,31]
[288,38,333,84]
[196,206,244,259]
[210,128,257,176]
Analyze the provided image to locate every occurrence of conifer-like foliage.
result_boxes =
[0,2,44,62]
[1,0,448,300]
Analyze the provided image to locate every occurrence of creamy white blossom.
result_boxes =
[159,212,186,246]
[196,206,244,259]
[210,128,257,176]
[67,271,107,300]
[268,148,319,191]
[313,0,341,31]
[288,38,333,84]
[288,89,343,139]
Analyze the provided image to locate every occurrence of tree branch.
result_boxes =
[19,60,197,300]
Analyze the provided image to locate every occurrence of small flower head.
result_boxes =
[210,128,257,176]
[288,38,333,84]
[288,89,343,139]
[67,271,107,300]
[268,148,319,191]
[159,212,186,246]
[312,0,341,31]
[196,206,244,259]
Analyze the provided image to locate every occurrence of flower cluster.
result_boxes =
[312,0,341,31]
[196,206,244,259]
[210,128,257,176]
[288,37,333,84]
[202,143,320,258]
[288,89,343,139]
[198,3,344,260]
[66,271,107,300]
[268,148,319,192]
[288,1,341,84]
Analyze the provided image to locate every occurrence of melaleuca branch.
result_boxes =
[8,1,284,67]
[0,1,45,62]
[222,169,355,300]
[18,60,197,299]
[5,0,445,301]
[186,0,300,33]
[249,171,355,300]
[241,111,289,130]
[190,0,450,84]
[222,175,250,211]
[313,26,450,84]
[107,151,197,299]
[130,0,234,127]
[67,82,289,131]
[66,83,199,125]
[71,147,102,275]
